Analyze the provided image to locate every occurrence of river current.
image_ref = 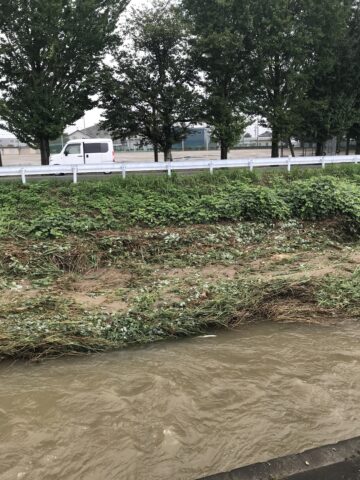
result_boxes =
[1,322,360,479]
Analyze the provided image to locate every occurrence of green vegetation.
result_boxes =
[103,0,360,159]
[0,166,359,239]
[1,0,360,160]
[0,167,359,361]
[1,268,359,361]
[100,1,200,163]
[0,0,129,164]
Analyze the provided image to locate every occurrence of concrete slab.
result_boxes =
[200,437,360,480]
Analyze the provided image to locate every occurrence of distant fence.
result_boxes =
[0,155,358,184]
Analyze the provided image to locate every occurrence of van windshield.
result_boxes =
[65,144,81,155]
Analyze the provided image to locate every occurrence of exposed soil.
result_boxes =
[50,247,359,315]
[0,222,359,360]
[59,268,131,313]
[0,281,39,307]
[248,250,360,281]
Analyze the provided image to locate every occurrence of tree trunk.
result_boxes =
[40,137,50,165]
[336,137,340,155]
[164,147,172,162]
[271,126,280,158]
[288,138,295,157]
[220,141,228,160]
[346,135,351,156]
[153,143,159,163]
[356,138,360,155]
[0,150,2,167]
[315,141,324,156]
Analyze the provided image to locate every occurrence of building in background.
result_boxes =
[68,125,111,140]
[0,137,27,148]
[68,125,218,151]
[68,125,142,150]
[234,130,272,148]
[173,127,218,150]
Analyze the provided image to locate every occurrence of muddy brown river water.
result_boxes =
[1,322,360,480]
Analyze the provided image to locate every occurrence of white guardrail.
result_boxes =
[0,155,359,184]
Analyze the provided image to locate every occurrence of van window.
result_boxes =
[65,144,81,155]
[84,143,109,154]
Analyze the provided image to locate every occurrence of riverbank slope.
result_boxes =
[0,166,359,360]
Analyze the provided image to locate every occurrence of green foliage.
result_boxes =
[183,0,252,159]
[0,167,360,238]
[249,0,352,156]
[100,0,200,162]
[27,209,100,238]
[344,5,360,151]
[283,177,360,233]
[183,0,355,157]
[0,0,129,164]
[317,269,360,313]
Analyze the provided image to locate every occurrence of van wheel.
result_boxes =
[53,165,65,176]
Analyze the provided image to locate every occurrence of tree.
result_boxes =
[0,0,129,165]
[183,0,252,160]
[290,0,354,155]
[344,2,360,154]
[248,0,317,157]
[100,1,200,163]
[207,99,249,158]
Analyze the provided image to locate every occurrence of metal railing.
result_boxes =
[0,155,358,184]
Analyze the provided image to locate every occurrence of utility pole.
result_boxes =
[255,119,259,147]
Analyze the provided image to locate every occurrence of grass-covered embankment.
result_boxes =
[0,165,359,360]
[0,164,359,236]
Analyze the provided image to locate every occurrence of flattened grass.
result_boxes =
[1,271,359,361]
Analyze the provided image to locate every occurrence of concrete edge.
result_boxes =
[200,437,360,480]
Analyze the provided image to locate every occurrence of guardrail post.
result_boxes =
[354,156,358,165]
[287,156,292,173]
[21,168,26,185]
[249,159,254,172]
[122,165,126,179]
[209,161,214,175]
[167,163,172,177]
[72,167,78,184]
[322,156,326,169]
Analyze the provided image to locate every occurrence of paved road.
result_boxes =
[1,148,294,167]
[1,147,355,167]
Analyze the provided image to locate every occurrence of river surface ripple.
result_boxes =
[1,322,360,480]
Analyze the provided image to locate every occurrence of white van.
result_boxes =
[50,139,115,166]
